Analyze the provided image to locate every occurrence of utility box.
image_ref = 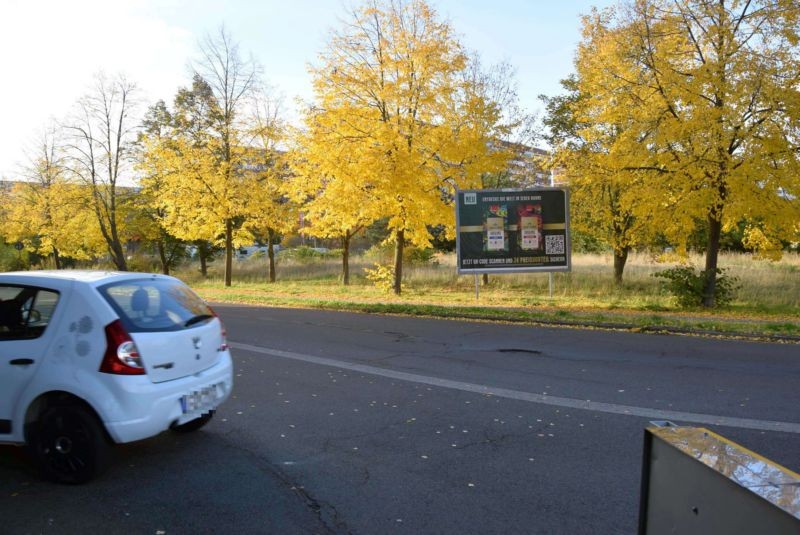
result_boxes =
[639,423,800,534]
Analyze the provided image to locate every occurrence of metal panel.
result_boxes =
[639,423,800,534]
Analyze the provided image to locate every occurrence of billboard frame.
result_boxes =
[455,187,571,275]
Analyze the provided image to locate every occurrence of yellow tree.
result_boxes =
[290,134,380,285]
[144,61,257,286]
[138,78,221,277]
[305,0,511,294]
[1,127,105,266]
[576,0,800,306]
[3,128,70,267]
[135,100,188,275]
[241,89,294,282]
[1,182,105,267]
[50,183,108,262]
[149,28,261,286]
[193,27,260,286]
[543,11,657,285]
[151,134,247,270]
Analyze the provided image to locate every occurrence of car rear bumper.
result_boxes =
[103,352,233,443]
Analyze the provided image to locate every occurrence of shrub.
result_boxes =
[652,266,739,308]
[126,255,160,273]
[364,263,399,292]
[0,243,30,272]
[407,247,436,265]
[281,246,332,263]
[363,242,394,263]
[363,244,436,265]
[571,230,609,254]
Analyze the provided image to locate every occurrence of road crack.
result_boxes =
[216,437,352,534]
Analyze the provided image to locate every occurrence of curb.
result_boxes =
[416,312,800,343]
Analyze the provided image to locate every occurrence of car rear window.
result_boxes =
[98,279,213,333]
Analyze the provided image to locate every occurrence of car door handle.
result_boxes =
[9,358,34,366]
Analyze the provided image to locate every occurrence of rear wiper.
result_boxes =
[184,314,214,327]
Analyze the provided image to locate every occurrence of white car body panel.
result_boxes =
[131,319,224,383]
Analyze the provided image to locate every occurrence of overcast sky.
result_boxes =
[0,0,611,179]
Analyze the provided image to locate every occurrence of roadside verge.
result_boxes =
[197,290,800,344]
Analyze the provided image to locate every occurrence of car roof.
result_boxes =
[0,270,176,288]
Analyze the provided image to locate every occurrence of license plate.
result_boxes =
[180,382,225,414]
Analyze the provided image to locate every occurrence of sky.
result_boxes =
[0,0,611,179]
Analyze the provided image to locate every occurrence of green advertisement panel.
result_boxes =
[455,188,570,274]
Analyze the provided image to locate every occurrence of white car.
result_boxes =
[0,271,233,483]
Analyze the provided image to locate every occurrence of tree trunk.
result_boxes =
[267,228,276,283]
[110,240,128,271]
[393,229,404,295]
[166,241,183,274]
[52,247,61,270]
[342,233,351,286]
[224,218,233,287]
[702,216,722,307]
[107,199,128,271]
[157,240,169,275]
[199,251,208,277]
[196,240,211,277]
[613,247,629,286]
[482,273,489,286]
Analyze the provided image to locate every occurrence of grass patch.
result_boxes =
[765,323,800,334]
[175,251,799,339]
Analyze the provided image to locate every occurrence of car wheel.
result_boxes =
[30,405,111,484]
[171,410,214,433]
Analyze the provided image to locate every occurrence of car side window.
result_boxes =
[0,285,60,341]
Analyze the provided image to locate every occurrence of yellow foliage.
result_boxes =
[139,134,249,245]
[301,0,510,250]
[240,108,295,242]
[742,226,784,261]
[364,263,400,293]
[560,0,800,283]
[1,179,105,262]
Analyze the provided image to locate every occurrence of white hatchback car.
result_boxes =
[0,270,233,483]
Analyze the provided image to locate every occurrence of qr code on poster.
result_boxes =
[545,235,565,255]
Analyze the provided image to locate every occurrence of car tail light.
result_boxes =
[209,306,229,351]
[100,320,145,375]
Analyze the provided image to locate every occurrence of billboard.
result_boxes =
[455,188,570,274]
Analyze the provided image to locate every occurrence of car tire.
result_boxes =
[30,405,112,484]
[171,410,214,433]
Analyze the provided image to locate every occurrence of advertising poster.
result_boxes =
[456,188,570,274]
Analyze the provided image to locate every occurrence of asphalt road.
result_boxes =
[2,305,798,534]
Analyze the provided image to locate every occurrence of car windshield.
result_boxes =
[98,278,213,333]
